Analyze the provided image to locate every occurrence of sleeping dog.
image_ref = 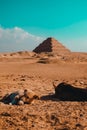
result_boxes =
[1,89,39,105]
[53,81,87,101]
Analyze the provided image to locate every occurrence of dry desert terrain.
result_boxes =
[0,50,87,130]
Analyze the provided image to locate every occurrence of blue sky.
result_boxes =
[0,0,87,52]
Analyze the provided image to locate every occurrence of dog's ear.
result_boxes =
[52,80,58,88]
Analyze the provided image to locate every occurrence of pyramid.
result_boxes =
[33,37,70,54]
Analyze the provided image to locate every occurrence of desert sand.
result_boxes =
[0,38,87,130]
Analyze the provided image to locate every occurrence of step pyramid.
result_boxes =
[33,37,70,54]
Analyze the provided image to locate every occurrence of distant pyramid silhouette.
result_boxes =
[33,37,70,54]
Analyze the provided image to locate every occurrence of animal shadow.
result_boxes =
[40,94,60,101]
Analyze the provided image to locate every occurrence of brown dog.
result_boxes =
[1,89,39,105]
[18,89,39,105]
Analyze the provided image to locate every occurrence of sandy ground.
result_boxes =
[0,52,87,130]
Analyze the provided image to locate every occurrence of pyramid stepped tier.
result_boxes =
[33,37,70,54]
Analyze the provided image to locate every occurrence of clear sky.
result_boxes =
[0,0,87,52]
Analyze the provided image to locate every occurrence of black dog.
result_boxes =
[53,82,87,101]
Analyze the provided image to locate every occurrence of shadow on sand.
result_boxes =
[40,93,87,102]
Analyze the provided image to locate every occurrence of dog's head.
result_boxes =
[18,89,39,105]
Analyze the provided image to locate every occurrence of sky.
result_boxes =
[0,0,87,52]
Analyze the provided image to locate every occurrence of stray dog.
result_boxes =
[53,81,87,101]
[1,89,39,105]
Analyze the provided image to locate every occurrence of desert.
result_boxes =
[0,37,87,130]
